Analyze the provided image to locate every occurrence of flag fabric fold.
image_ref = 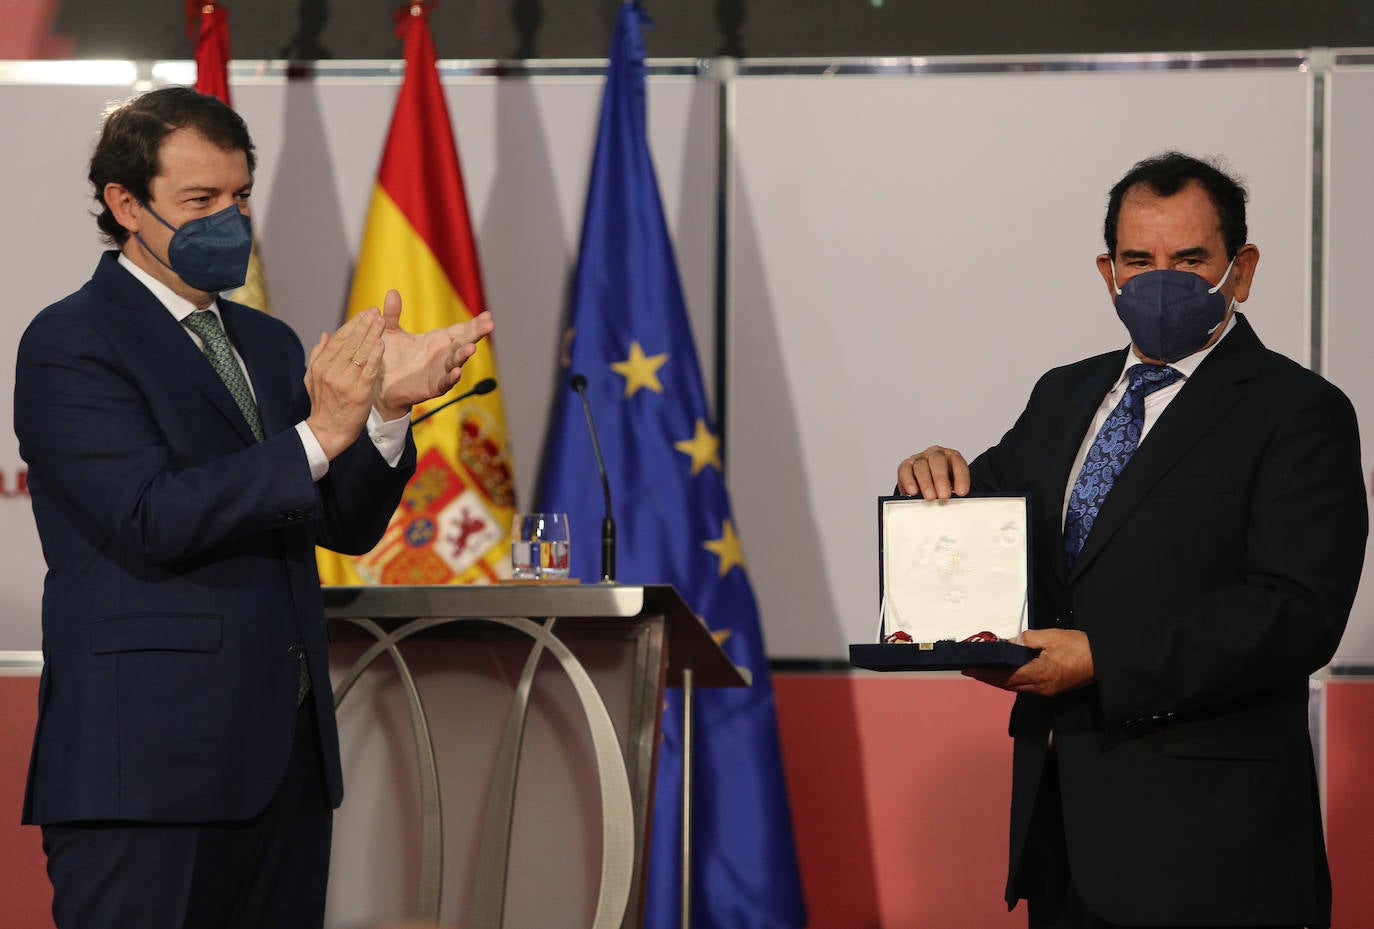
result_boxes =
[534,4,806,926]
[185,0,272,313]
[316,0,515,586]
[185,0,232,104]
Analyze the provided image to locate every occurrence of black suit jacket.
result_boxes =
[968,314,1366,926]
[14,252,416,825]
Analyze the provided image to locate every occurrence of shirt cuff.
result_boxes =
[368,407,411,468]
[294,411,410,481]
[295,422,330,482]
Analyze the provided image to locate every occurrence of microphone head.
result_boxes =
[570,373,588,392]
[471,377,497,395]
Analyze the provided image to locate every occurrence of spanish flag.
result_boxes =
[316,1,515,585]
[185,0,272,313]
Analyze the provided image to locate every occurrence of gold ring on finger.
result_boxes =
[351,358,364,367]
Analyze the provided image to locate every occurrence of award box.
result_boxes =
[849,494,1036,671]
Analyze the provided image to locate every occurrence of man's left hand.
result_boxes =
[962,628,1095,696]
[373,289,496,421]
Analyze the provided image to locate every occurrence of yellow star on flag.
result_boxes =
[674,419,722,476]
[703,519,746,577]
[610,340,669,397]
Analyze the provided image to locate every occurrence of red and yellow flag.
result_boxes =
[185,0,272,313]
[316,0,515,586]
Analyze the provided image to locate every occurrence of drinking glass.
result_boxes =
[510,512,571,579]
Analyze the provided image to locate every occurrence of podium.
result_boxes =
[323,584,748,929]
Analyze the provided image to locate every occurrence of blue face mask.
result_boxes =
[135,202,252,293]
[1110,258,1236,362]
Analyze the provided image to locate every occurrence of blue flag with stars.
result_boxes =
[534,3,806,927]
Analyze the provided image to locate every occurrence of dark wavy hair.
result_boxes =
[89,86,255,245]
[1103,152,1248,260]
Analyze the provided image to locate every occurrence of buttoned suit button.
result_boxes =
[287,644,304,660]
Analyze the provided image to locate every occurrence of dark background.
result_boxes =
[47,1,1374,61]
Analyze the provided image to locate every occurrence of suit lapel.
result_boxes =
[1067,316,1263,581]
[94,254,260,445]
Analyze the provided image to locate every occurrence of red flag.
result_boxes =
[183,1,272,312]
[185,1,233,106]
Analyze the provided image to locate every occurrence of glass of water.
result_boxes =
[510,512,571,580]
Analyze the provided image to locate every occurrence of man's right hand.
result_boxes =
[304,309,385,460]
[896,445,970,499]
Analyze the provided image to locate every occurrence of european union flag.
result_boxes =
[534,3,807,927]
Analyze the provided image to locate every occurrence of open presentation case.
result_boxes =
[849,494,1038,672]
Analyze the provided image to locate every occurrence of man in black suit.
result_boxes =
[897,152,1366,929]
[14,87,493,928]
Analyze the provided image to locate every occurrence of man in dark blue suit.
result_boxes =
[13,87,494,928]
[897,153,1366,928]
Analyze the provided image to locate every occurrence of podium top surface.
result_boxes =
[323,583,748,688]
[326,583,675,620]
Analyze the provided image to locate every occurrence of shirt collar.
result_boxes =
[117,251,219,324]
[1111,312,1239,387]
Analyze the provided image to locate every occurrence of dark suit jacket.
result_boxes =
[14,251,415,825]
[967,314,1366,927]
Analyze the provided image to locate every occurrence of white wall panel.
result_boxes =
[1323,63,1374,661]
[0,82,119,650]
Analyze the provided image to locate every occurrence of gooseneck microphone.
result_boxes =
[570,373,616,583]
[410,377,498,425]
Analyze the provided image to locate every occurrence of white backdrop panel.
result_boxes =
[728,68,1314,659]
[0,82,116,649]
[1323,63,1374,661]
[0,70,716,651]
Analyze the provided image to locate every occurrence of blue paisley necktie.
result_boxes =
[1063,363,1181,569]
[183,310,265,442]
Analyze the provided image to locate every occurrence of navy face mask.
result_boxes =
[135,202,252,293]
[1111,258,1236,363]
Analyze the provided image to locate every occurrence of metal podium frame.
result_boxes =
[324,583,747,929]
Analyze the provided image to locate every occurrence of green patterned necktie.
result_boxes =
[183,310,265,441]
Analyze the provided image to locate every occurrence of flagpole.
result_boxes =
[680,665,694,929]
[712,55,736,468]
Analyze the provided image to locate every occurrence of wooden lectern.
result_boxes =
[323,584,747,929]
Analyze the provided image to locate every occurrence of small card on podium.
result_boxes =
[849,494,1037,672]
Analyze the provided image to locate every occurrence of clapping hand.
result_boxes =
[304,308,385,459]
[371,289,496,421]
